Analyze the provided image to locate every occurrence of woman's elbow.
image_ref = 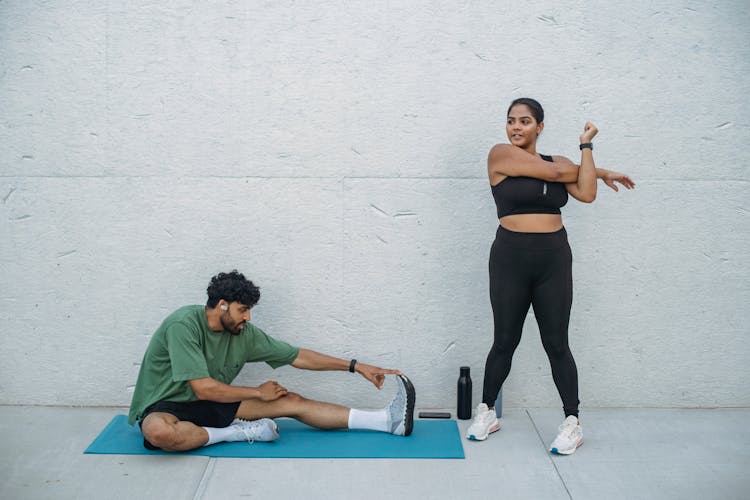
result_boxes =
[580,192,596,203]
[550,170,564,182]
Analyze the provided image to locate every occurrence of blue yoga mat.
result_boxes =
[84,415,464,459]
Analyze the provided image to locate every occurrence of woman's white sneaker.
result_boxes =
[549,415,583,455]
[466,403,500,441]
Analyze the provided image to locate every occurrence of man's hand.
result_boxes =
[257,380,288,401]
[354,362,402,390]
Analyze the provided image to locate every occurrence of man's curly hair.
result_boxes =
[206,270,260,308]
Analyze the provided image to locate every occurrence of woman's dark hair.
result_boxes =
[507,97,544,123]
[206,270,260,307]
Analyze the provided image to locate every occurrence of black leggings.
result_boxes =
[482,225,580,417]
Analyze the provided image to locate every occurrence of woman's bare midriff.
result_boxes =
[499,213,563,233]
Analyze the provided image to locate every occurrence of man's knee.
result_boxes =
[141,415,177,448]
[283,392,306,405]
[143,427,174,448]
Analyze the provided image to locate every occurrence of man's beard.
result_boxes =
[221,315,244,336]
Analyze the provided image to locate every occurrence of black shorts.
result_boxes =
[139,400,241,450]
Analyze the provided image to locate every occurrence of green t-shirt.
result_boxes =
[128,305,299,425]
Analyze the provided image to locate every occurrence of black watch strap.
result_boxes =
[349,359,357,373]
[579,143,593,150]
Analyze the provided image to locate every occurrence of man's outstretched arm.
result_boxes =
[291,348,402,389]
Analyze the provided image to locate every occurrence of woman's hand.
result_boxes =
[580,122,598,144]
[600,169,636,191]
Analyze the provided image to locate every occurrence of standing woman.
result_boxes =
[466,98,634,454]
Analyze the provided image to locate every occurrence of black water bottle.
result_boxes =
[457,366,472,420]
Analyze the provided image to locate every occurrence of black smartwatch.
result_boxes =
[579,143,593,150]
[349,359,357,373]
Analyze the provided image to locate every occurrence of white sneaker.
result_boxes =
[230,418,280,443]
[549,415,583,455]
[466,403,500,441]
[386,375,416,436]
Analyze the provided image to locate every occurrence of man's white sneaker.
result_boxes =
[386,375,416,436]
[466,403,500,441]
[549,415,583,455]
[230,418,280,443]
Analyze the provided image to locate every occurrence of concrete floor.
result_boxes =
[0,406,748,500]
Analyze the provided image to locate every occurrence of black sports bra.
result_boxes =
[491,154,568,219]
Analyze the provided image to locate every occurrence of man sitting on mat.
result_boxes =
[127,270,415,452]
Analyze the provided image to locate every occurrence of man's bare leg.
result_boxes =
[238,376,415,436]
[236,392,350,429]
[140,412,209,451]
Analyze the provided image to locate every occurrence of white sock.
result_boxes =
[347,408,389,432]
[202,424,245,446]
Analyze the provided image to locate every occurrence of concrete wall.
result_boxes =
[1,1,748,411]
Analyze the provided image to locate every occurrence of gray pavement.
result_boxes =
[1,406,748,500]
